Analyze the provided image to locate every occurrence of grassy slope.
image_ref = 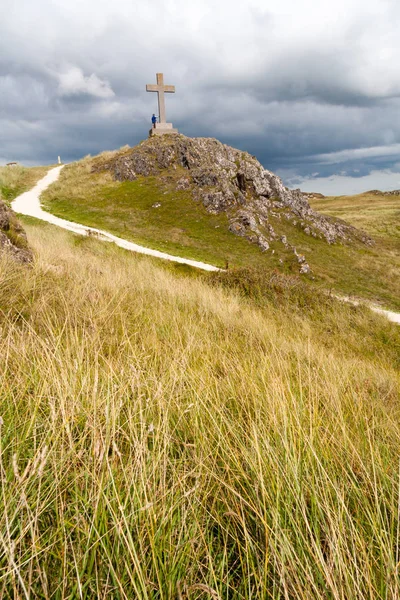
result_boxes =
[41,157,400,310]
[309,192,400,308]
[42,159,284,271]
[0,220,399,598]
[0,165,49,204]
[270,214,400,309]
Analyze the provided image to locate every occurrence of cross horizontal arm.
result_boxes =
[146,73,176,125]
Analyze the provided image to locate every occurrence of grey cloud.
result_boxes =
[2,0,400,194]
[288,168,400,196]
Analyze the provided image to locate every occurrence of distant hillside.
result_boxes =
[309,190,400,246]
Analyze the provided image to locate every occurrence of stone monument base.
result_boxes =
[149,122,178,137]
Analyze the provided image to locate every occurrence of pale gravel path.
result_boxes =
[373,308,400,324]
[12,166,400,324]
[336,296,400,325]
[371,307,400,324]
[12,166,220,272]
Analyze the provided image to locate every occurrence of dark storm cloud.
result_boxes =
[2,0,400,193]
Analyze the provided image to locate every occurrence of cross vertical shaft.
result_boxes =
[157,73,166,124]
[146,73,175,124]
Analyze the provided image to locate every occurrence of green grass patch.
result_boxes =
[0,165,49,204]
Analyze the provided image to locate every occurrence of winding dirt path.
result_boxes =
[12,166,219,272]
[12,166,400,324]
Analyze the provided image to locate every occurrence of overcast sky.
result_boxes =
[1,0,400,194]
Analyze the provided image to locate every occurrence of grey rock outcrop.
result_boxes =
[93,134,373,273]
[367,189,400,196]
[0,200,32,263]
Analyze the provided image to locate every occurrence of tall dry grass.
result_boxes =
[0,223,399,599]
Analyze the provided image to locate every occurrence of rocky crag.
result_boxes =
[93,135,373,274]
[0,200,32,262]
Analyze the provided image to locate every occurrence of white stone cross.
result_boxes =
[146,73,175,124]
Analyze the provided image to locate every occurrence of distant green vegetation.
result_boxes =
[0,165,48,204]
[0,221,399,598]
[310,191,400,247]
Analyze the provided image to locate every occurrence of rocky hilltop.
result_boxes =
[93,135,372,273]
[0,200,32,262]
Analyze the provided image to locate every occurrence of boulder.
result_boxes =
[0,200,32,263]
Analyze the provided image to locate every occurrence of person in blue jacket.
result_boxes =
[152,114,157,128]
